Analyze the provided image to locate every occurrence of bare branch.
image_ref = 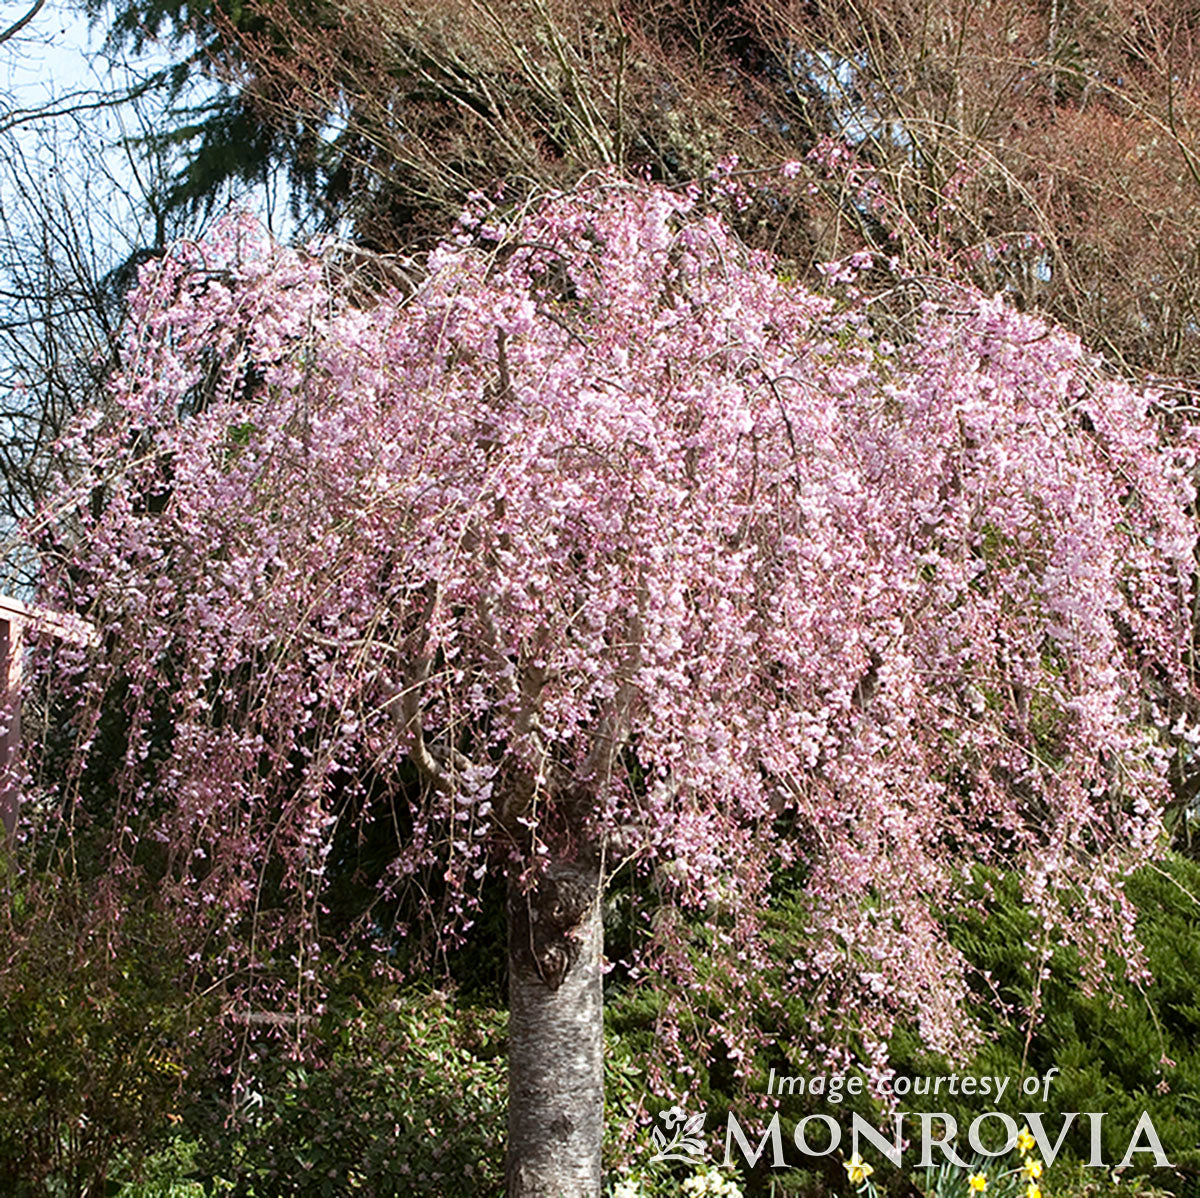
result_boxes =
[0,0,46,47]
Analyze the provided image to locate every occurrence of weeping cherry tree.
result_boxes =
[20,179,1197,1194]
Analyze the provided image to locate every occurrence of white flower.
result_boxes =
[682,1168,743,1196]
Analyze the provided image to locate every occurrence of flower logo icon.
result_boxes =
[649,1106,708,1165]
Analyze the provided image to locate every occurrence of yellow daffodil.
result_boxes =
[1022,1158,1043,1181]
[968,1172,988,1191]
[1017,1128,1037,1154]
[844,1154,874,1185]
[1025,1185,1042,1198]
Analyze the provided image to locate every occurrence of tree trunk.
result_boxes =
[506,859,604,1197]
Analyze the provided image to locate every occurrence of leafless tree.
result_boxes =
[98,0,1200,380]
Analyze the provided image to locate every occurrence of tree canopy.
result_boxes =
[21,177,1197,1189]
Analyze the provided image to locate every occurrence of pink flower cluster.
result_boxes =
[31,179,1196,1070]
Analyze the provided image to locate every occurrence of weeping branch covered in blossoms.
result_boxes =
[19,178,1197,1088]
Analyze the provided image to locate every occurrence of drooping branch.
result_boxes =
[578,574,645,802]
[390,580,474,795]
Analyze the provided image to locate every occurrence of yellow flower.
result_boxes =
[1022,1159,1043,1181]
[1026,1185,1042,1198]
[968,1173,988,1192]
[1017,1128,1036,1154]
[844,1154,874,1184]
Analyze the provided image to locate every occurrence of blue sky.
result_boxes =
[1,0,293,258]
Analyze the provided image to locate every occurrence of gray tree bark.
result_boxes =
[506,859,604,1197]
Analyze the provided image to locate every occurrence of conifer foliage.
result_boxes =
[24,179,1196,1191]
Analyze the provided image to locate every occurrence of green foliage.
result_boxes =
[861,853,1200,1194]
[1043,1161,1177,1198]
[10,854,1200,1195]
[891,857,1200,1177]
[0,882,215,1196]
[184,987,507,1196]
[600,854,1200,1196]
[109,1137,220,1196]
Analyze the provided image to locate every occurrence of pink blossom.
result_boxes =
[25,184,1196,1075]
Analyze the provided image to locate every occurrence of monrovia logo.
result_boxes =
[648,1107,708,1165]
[647,1108,1173,1173]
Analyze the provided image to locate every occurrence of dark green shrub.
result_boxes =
[885,855,1200,1189]
[601,853,1200,1197]
[0,882,215,1196]
[185,987,507,1196]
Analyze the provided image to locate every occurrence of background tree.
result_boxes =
[0,0,255,587]
[19,178,1195,1194]
[750,0,1200,379]
[77,0,1200,384]
[0,2,313,592]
